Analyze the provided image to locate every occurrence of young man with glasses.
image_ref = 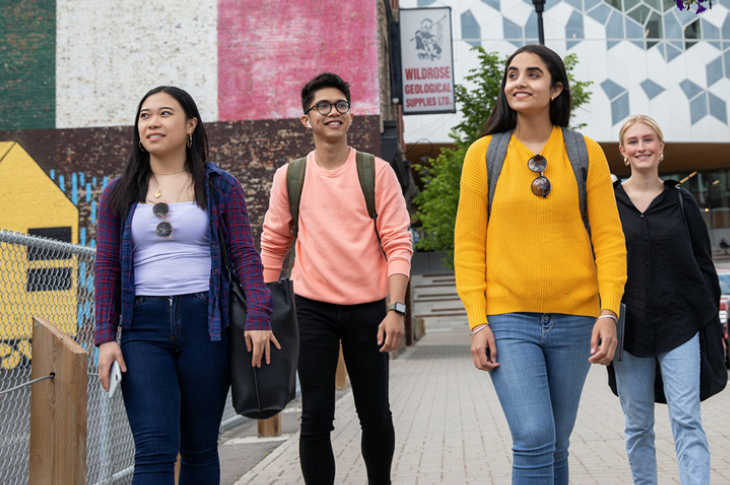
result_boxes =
[261,72,412,485]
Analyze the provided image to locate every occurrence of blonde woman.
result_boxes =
[613,114,718,485]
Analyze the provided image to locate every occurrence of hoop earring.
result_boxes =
[623,157,629,166]
[659,153,664,162]
[139,141,147,153]
[187,134,193,149]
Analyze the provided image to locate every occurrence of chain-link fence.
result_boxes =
[0,230,246,484]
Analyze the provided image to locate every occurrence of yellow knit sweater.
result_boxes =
[454,126,627,329]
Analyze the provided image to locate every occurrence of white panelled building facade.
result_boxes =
[402,0,730,244]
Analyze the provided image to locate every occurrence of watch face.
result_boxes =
[391,302,406,314]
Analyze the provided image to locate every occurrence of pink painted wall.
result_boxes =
[218,0,381,121]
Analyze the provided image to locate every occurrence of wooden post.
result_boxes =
[29,316,87,485]
[335,343,347,389]
[258,414,282,437]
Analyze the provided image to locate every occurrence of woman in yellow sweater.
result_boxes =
[454,45,627,484]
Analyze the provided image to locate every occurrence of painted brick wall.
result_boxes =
[1,0,386,248]
[218,0,381,121]
[0,0,56,130]
[55,0,219,128]
[0,115,381,247]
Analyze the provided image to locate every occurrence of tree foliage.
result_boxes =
[412,46,593,268]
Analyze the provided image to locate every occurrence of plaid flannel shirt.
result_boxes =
[94,162,272,345]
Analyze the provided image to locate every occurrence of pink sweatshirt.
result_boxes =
[261,148,412,305]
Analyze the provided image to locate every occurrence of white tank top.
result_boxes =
[131,201,211,296]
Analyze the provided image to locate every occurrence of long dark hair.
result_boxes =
[109,86,209,219]
[482,45,571,136]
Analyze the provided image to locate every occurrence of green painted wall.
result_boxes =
[0,0,56,130]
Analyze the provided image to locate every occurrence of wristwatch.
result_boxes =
[388,302,406,316]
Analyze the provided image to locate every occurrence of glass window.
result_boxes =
[645,0,662,9]
[663,169,730,231]
[628,5,650,24]
[685,19,701,50]
[646,11,663,48]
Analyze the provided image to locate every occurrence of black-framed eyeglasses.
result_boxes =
[152,202,173,238]
[304,101,350,116]
[528,155,551,197]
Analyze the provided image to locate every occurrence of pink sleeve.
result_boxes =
[374,159,413,277]
[260,166,294,282]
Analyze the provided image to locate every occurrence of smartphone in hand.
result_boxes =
[108,361,122,398]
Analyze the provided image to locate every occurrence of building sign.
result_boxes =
[400,7,456,115]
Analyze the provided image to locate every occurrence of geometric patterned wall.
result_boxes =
[405,0,730,144]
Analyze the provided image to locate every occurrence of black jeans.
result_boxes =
[296,295,395,485]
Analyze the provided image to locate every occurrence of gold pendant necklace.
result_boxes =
[152,170,186,199]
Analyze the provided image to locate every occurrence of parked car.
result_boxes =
[716,268,730,368]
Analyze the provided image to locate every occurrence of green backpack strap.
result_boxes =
[561,127,591,239]
[282,157,307,278]
[356,151,387,260]
[356,151,377,219]
[285,152,386,263]
[286,157,307,239]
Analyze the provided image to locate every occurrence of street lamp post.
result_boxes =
[532,0,546,45]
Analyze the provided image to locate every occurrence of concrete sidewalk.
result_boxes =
[221,275,730,484]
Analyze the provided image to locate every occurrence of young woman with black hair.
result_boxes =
[94,86,277,485]
[454,45,627,484]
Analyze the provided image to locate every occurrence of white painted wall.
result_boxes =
[56,0,218,128]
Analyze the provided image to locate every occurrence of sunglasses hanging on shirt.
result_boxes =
[152,202,173,238]
[528,155,551,197]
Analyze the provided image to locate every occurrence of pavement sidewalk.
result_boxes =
[220,274,730,484]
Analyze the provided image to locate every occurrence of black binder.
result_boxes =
[615,303,626,362]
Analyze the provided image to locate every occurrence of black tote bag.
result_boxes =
[219,225,299,419]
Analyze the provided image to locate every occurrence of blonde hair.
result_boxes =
[618,114,664,146]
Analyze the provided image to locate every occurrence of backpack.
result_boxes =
[286,151,385,258]
[486,127,591,237]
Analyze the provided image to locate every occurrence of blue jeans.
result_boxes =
[487,313,594,485]
[120,293,230,485]
[613,333,709,485]
[295,295,395,485]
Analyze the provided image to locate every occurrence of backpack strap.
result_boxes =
[286,157,307,239]
[486,130,513,220]
[486,128,591,238]
[356,151,377,220]
[356,151,387,260]
[281,157,307,278]
[285,152,386,263]
[561,127,591,238]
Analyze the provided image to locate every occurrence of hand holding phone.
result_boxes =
[108,361,122,398]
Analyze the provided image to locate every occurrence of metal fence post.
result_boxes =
[29,316,88,485]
